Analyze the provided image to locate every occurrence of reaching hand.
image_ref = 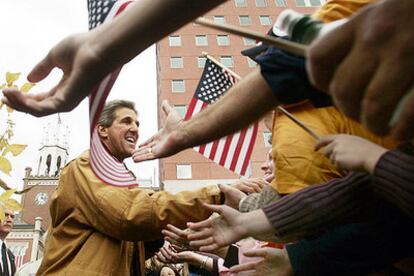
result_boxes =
[230,248,293,276]
[2,32,108,117]
[156,244,198,264]
[162,224,194,252]
[315,134,387,173]
[132,100,187,162]
[187,204,248,252]
[219,184,246,210]
[307,0,414,140]
[232,178,269,194]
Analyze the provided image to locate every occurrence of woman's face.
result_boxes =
[160,266,176,276]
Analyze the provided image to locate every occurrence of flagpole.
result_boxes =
[201,52,320,140]
[196,17,306,57]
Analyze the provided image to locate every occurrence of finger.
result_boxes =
[392,89,414,140]
[329,45,378,121]
[187,205,223,230]
[162,230,181,243]
[187,227,212,241]
[138,135,156,148]
[243,248,270,258]
[2,89,52,117]
[307,18,355,92]
[237,183,255,194]
[166,224,187,237]
[230,262,257,273]
[255,179,267,189]
[161,100,174,116]
[321,142,336,158]
[199,244,219,253]
[361,60,414,136]
[314,135,335,151]
[189,236,215,249]
[156,251,169,263]
[132,144,158,162]
[27,53,55,82]
[245,182,261,193]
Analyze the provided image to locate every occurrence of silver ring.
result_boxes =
[148,147,152,154]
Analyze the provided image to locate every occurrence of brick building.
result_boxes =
[156,0,323,192]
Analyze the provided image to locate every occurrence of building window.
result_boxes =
[263,131,272,147]
[220,56,234,68]
[174,105,187,119]
[275,0,287,6]
[247,58,257,67]
[243,38,256,46]
[255,0,267,7]
[198,56,207,68]
[235,0,247,7]
[259,16,272,25]
[170,57,183,68]
[171,80,185,93]
[295,0,324,7]
[176,164,192,179]
[213,16,226,24]
[217,35,230,46]
[168,35,181,46]
[195,35,208,46]
[239,15,251,25]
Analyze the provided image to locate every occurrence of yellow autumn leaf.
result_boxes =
[3,198,22,211]
[0,157,11,175]
[0,207,5,224]
[5,72,20,86]
[2,144,26,157]
[0,189,15,202]
[6,106,13,113]
[0,139,6,151]
[20,82,35,93]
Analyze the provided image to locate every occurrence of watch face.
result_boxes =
[34,192,48,205]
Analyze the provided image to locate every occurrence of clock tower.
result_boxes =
[20,117,70,229]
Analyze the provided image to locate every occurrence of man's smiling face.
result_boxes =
[99,107,139,161]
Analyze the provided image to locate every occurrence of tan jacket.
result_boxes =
[37,151,222,275]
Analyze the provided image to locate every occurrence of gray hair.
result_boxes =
[98,100,137,127]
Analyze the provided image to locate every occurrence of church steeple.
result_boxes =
[36,115,70,177]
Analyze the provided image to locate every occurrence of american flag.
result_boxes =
[87,0,138,187]
[185,58,258,176]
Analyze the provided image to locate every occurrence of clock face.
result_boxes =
[34,192,48,205]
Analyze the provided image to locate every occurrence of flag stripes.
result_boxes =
[185,58,258,176]
[87,0,138,187]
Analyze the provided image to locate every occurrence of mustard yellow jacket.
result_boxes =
[37,151,221,275]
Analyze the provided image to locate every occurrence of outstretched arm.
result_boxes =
[133,68,278,162]
[2,0,225,116]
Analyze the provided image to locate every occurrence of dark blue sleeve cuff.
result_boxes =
[255,46,332,107]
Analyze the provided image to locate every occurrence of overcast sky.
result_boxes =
[0,0,159,191]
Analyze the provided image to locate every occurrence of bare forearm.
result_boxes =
[90,0,224,71]
[180,68,278,148]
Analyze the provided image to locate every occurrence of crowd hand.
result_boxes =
[315,134,387,174]
[307,0,414,140]
[156,244,208,267]
[232,178,268,194]
[219,184,246,210]
[132,100,185,162]
[230,248,293,276]
[2,32,107,117]
[162,224,194,252]
[187,204,248,252]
